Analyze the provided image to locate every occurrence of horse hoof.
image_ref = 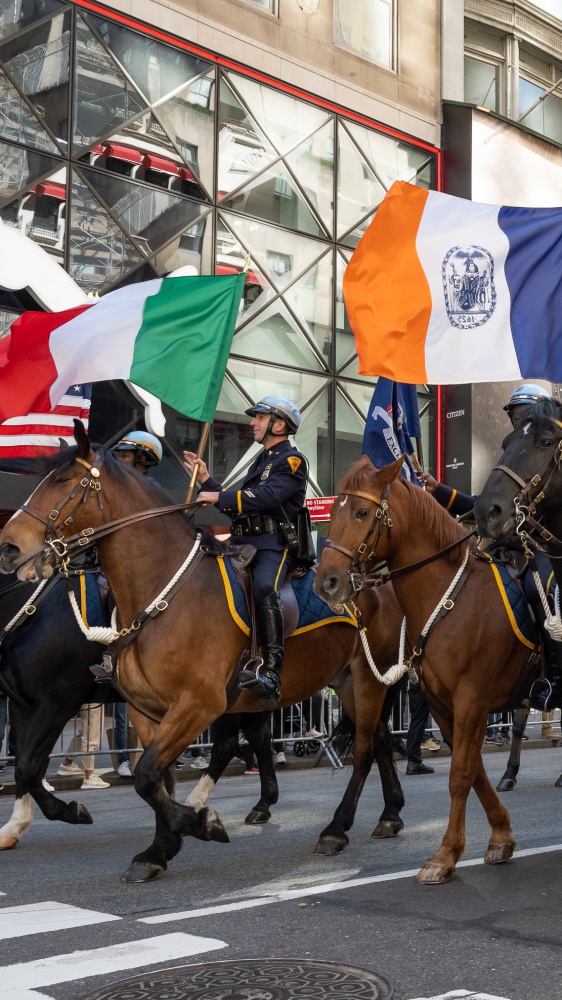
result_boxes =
[121,862,164,883]
[0,835,18,850]
[313,834,348,856]
[372,819,404,839]
[205,809,230,843]
[485,842,515,865]
[75,803,94,825]
[416,861,454,884]
[496,778,516,792]
[245,809,270,825]
[555,774,562,787]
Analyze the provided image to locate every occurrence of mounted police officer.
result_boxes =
[183,396,307,709]
[112,430,163,474]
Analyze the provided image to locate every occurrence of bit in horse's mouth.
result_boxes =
[16,549,53,582]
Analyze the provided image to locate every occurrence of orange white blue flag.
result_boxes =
[343,180,562,384]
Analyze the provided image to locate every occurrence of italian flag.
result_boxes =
[0,274,245,424]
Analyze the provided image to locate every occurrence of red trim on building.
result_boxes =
[436,383,443,482]
[106,143,143,163]
[144,153,180,174]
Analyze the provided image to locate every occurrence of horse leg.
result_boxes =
[240,711,279,824]
[371,714,405,839]
[497,707,528,791]
[123,701,229,884]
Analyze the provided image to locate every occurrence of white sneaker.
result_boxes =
[80,774,110,789]
[274,751,286,764]
[57,762,83,776]
[117,761,132,777]
[305,728,324,739]
[190,757,208,769]
[42,778,55,792]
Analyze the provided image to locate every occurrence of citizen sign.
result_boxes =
[446,409,465,419]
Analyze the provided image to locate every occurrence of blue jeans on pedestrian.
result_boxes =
[113,702,129,765]
[486,712,501,738]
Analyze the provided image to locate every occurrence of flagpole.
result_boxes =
[185,255,249,504]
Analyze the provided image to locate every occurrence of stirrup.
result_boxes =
[238,657,265,691]
[90,652,115,684]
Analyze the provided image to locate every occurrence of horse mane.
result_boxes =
[339,456,467,565]
[36,446,228,556]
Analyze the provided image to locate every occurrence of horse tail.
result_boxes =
[331,710,356,759]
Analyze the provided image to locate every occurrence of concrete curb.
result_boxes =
[0,736,559,795]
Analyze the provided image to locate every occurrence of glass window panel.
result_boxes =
[338,355,376,383]
[78,165,207,255]
[464,26,502,55]
[0,65,58,150]
[285,120,334,236]
[335,0,392,68]
[0,10,70,149]
[243,0,276,9]
[153,69,215,197]
[228,71,330,154]
[69,170,143,293]
[152,209,213,276]
[0,307,18,336]
[338,207,375,250]
[298,385,331,496]
[216,215,276,321]
[519,76,546,132]
[337,124,385,240]
[232,298,325,372]
[221,159,326,237]
[228,357,326,413]
[0,0,66,40]
[335,251,355,369]
[335,386,367,489]
[282,252,333,370]
[544,93,562,144]
[86,14,212,105]
[464,56,498,111]
[221,210,329,291]
[211,376,259,487]
[108,262,158,290]
[73,15,146,154]
[0,163,66,260]
[218,76,278,198]
[345,120,435,192]
[0,139,60,203]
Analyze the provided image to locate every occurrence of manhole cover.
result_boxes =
[78,958,393,999]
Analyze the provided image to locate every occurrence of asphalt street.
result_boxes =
[1,746,562,1000]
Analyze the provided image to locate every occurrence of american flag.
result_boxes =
[0,383,92,457]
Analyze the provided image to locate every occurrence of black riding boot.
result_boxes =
[238,592,284,709]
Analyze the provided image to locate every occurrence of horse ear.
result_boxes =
[73,419,90,458]
[377,454,406,485]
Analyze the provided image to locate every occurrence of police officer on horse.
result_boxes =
[184,396,307,709]
[112,430,163,474]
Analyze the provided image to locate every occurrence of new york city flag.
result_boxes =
[343,181,562,384]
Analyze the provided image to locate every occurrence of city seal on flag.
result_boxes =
[442,245,496,330]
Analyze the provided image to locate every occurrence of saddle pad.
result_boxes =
[217,556,356,637]
[488,560,552,651]
[77,573,106,629]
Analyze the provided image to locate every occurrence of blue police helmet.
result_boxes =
[112,430,163,465]
[503,384,552,411]
[245,396,301,434]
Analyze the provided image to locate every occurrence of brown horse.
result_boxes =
[0,424,405,883]
[314,454,538,884]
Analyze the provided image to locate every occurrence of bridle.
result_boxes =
[323,485,392,593]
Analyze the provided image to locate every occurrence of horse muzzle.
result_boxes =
[314,569,355,607]
[473,498,515,543]
[0,542,53,580]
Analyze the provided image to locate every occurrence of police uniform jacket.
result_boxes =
[202,439,307,551]
[433,483,477,517]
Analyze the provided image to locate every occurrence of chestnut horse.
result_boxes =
[314,454,539,884]
[0,424,405,883]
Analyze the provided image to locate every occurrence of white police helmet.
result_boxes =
[503,384,552,411]
[113,430,163,465]
[245,396,301,434]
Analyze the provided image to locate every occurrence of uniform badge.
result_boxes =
[287,456,302,473]
[442,245,496,329]
[260,463,273,482]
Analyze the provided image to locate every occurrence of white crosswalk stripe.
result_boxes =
[0,901,121,940]
[408,993,511,1000]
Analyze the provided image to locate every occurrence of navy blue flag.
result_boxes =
[362,378,423,485]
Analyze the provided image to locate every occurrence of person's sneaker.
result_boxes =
[190,757,208,769]
[420,738,441,751]
[57,762,83,776]
[80,774,110,789]
[42,778,55,792]
[406,761,435,775]
[244,766,260,774]
[305,728,324,739]
[392,737,408,757]
[274,751,287,764]
[542,727,560,741]
[0,764,5,774]
[117,761,132,778]
[484,734,503,746]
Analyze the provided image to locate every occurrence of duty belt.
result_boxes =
[232,514,278,537]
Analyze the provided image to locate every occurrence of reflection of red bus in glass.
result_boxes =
[0,180,66,257]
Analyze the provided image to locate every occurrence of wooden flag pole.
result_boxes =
[185,421,211,503]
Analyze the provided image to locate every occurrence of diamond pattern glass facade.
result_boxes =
[0,1,437,500]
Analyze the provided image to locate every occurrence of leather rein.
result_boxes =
[324,485,476,596]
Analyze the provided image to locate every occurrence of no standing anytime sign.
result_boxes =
[305,497,337,522]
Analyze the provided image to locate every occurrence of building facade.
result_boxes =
[0,0,441,512]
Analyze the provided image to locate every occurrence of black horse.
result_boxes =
[0,568,405,854]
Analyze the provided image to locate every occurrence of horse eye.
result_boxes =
[54,476,71,484]
[540,438,554,449]
[356,508,369,519]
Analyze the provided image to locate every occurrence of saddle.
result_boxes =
[228,543,302,639]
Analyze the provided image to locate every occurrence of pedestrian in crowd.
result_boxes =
[421,714,441,752]
[484,712,503,746]
[113,702,133,778]
[57,704,110,789]
[542,710,560,742]
[406,683,435,775]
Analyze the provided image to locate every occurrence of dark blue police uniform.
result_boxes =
[202,439,307,601]
[433,484,477,517]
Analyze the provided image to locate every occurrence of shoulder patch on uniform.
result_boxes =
[287,456,302,473]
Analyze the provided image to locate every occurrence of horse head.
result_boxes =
[314,454,404,606]
[0,420,100,580]
[474,399,562,542]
